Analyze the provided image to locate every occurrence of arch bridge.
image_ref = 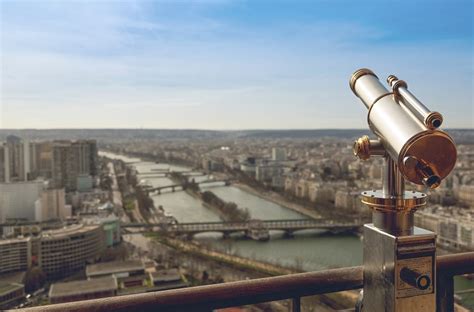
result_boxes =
[122,218,361,239]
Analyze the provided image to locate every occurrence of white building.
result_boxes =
[0,181,45,222]
[35,188,70,221]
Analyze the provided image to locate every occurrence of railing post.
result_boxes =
[292,297,301,312]
[437,273,454,312]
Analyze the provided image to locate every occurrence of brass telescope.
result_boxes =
[350,68,457,312]
[350,68,456,189]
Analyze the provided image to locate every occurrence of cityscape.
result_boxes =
[1,1,473,312]
[0,129,473,311]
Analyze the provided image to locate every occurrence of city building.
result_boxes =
[255,164,284,184]
[40,224,105,279]
[0,143,8,183]
[49,276,117,304]
[77,174,94,192]
[86,260,146,288]
[51,140,98,191]
[201,157,224,172]
[2,136,30,182]
[34,188,69,222]
[0,180,45,222]
[0,282,25,309]
[69,189,109,211]
[272,147,287,161]
[334,190,367,214]
[415,206,474,251]
[31,141,53,180]
[240,157,257,178]
[149,268,187,290]
[456,185,474,208]
[0,237,32,275]
[82,214,121,247]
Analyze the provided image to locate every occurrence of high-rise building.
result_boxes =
[34,141,53,180]
[5,136,32,182]
[0,144,8,183]
[51,140,98,191]
[0,138,98,188]
[87,140,99,177]
[0,136,32,183]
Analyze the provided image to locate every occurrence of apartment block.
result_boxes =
[0,238,32,275]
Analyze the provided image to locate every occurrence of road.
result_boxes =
[107,162,130,223]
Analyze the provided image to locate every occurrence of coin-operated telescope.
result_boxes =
[350,69,457,312]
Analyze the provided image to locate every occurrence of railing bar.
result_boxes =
[17,252,474,312]
[437,274,454,312]
[292,296,301,312]
[454,289,474,295]
[437,252,474,276]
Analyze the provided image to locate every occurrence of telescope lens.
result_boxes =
[424,175,441,189]
[432,119,442,128]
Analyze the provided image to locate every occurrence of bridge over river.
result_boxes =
[141,179,233,194]
[121,218,362,240]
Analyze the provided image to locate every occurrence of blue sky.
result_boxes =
[1,0,472,129]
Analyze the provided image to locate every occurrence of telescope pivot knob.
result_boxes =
[353,136,371,160]
[353,136,385,160]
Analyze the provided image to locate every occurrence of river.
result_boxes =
[100,151,473,306]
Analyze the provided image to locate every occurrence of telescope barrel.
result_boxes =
[350,68,456,188]
[387,75,443,129]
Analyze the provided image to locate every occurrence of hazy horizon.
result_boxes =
[1,0,473,129]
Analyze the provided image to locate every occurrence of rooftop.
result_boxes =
[0,283,24,296]
[150,269,181,283]
[0,271,26,284]
[49,277,117,298]
[86,260,144,277]
[41,224,100,240]
[0,236,30,246]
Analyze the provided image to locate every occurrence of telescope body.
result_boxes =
[350,69,456,188]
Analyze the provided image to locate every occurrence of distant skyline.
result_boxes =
[1,0,473,129]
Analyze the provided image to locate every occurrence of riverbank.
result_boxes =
[150,235,358,310]
[234,182,322,219]
[124,234,334,312]
[156,235,296,276]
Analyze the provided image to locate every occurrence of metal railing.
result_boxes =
[19,252,474,312]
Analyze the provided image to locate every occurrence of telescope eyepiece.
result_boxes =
[424,175,441,189]
[404,156,442,189]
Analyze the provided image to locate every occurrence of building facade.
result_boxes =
[51,140,98,191]
[34,188,69,222]
[39,224,105,279]
[0,238,32,275]
[0,283,25,309]
[0,181,45,222]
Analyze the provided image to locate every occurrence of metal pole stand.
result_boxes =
[354,138,436,312]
